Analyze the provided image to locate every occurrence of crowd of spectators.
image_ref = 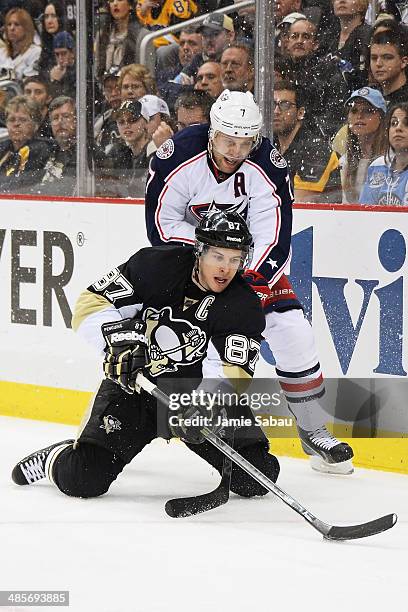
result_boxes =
[1,0,408,204]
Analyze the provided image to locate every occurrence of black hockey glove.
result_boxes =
[169,399,227,444]
[102,318,148,394]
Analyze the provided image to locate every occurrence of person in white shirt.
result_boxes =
[0,8,41,82]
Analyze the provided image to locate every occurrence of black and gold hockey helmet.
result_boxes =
[195,210,253,269]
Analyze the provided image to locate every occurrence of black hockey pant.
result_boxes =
[51,379,280,498]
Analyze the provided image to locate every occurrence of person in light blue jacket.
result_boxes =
[360,102,408,206]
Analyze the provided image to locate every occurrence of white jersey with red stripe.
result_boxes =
[145,124,294,286]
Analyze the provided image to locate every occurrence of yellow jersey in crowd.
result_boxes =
[136,0,198,46]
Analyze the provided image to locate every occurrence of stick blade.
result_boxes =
[165,457,232,518]
[165,487,229,518]
[323,513,397,541]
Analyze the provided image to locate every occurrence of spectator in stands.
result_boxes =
[220,44,254,92]
[158,15,234,111]
[273,80,341,203]
[359,18,408,89]
[194,61,223,98]
[0,1,44,23]
[369,31,408,105]
[38,1,66,75]
[139,93,170,141]
[284,17,349,136]
[63,0,76,34]
[0,7,41,81]
[275,0,304,23]
[0,95,51,193]
[136,0,198,49]
[285,17,318,62]
[275,0,330,37]
[360,102,408,205]
[39,95,77,195]
[155,25,203,111]
[340,87,387,203]
[23,75,53,139]
[276,11,307,57]
[155,25,202,79]
[152,89,212,148]
[323,0,371,89]
[374,0,402,24]
[104,99,150,196]
[370,17,407,39]
[48,31,76,98]
[233,0,256,43]
[119,63,158,101]
[95,0,141,81]
[180,15,235,81]
[95,68,122,153]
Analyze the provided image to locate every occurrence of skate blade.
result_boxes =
[310,456,354,475]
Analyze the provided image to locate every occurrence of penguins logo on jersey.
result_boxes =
[144,306,207,376]
[189,199,248,222]
[99,415,122,434]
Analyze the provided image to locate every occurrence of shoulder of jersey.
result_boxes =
[211,276,265,331]
[154,124,209,172]
[368,155,387,169]
[217,275,264,311]
[250,137,288,177]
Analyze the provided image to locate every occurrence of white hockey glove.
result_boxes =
[102,318,148,394]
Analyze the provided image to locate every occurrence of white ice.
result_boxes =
[1,415,407,612]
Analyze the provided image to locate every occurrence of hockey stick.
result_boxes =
[165,454,232,518]
[136,372,397,541]
[165,414,235,518]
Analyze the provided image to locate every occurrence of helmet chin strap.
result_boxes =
[192,257,209,292]
[207,129,217,166]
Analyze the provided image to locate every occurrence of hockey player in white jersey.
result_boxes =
[145,89,354,474]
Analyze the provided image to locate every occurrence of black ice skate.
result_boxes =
[12,440,74,485]
[297,425,354,475]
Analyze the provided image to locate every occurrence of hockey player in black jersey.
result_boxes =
[145,89,354,474]
[12,211,280,498]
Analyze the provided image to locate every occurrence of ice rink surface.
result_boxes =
[1,415,407,612]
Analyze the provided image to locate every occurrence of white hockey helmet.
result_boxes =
[210,89,262,140]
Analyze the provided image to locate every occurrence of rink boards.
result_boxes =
[0,196,407,472]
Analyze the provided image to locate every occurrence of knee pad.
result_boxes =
[52,442,125,498]
[230,444,280,498]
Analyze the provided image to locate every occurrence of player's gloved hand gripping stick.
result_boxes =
[135,371,397,541]
[102,318,148,395]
